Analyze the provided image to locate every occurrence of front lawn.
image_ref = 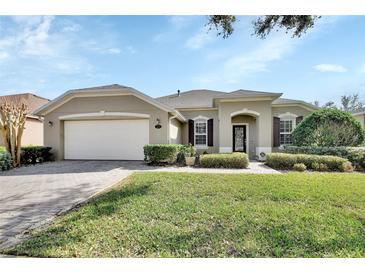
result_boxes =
[7,172,365,258]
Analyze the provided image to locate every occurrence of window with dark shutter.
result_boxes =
[188,119,194,145]
[208,119,213,146]
[273,117,280,147]
[296,116,303,125]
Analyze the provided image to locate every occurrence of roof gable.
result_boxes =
[34,84,186,122]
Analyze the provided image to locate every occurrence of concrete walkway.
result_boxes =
[0,160,278,251]
[149,161,281,174]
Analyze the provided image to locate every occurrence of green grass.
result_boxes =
[7,172,365,258]
[0,146,5,153]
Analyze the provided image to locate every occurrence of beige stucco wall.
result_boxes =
[22,118,44,146]
[354,113,365,127]
[0,117,44,147]
[231,115,257,159]
[179,110,219,153]
[44,95,169,160]
[169,116,182,144]
[218,100,273,157]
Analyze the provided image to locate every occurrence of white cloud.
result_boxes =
[153,16,196,43]
[193,33,298,84]
[107,48,121,54]
[21,16,55,56]
[185,28,215,50]
[62,23,81,33]
[313,64,347,72]
[0,52,9,60]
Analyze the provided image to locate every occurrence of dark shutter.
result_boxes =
[273,117,280,147]
[296,116,303,125]
[188,119,194,145]
[208,118,214,146]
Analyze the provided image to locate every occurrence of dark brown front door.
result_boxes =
[233,125,247,153]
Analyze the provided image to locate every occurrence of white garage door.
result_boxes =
[64,119,149,160]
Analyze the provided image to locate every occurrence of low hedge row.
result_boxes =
[144,144,187,165]
[0,151,12,171]
[200,153,249,169]
[21,146,53,165]
[0,146,53,171]
[266,153,353,172]
[285,146,365,169]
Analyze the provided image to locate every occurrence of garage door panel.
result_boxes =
[64,120,149,160]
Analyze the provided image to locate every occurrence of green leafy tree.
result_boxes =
[340,94,364,112]
[206,15,320,39]
[292,108,365,147]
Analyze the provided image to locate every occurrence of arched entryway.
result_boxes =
[230,109,259,159]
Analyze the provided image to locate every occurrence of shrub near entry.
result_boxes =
[200,153,249,169]
[265,153,352,172]
[285,146,365,169]
[0,151,12,171]
[21,146,53,165]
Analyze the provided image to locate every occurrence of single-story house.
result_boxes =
[0,93,49,146]
[353,108,365,127]
[34,84,318,161]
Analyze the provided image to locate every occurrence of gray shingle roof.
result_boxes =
[272,98,318,109]
[156,89,282,109]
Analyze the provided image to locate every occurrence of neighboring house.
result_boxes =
[353,108,365,127]
[0,93,49,146]
[34,84,318,161]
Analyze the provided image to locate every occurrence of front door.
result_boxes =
[233,125,247,153]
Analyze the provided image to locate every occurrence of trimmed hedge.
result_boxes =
[144,144,186,165]
[200,153,249,169]
[21,146,53,165]
[266,153,353,172]
[285,146,365,169]
[0,151,12,171]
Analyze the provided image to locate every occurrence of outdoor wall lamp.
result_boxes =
[155,118,162,129]
[48,121,53,127]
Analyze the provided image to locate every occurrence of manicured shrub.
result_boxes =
[144,144,186,165]
[21,146,53,165]
[0,151,12,171]
[342,161,354,172]
[293,163,306,172]
[311,162,329,172]
[285,146,365,169]
[200,153,249,169]
[266,153,352,172]
[292,108,365,147]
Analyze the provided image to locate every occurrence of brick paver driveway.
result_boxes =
[0,160,151,250]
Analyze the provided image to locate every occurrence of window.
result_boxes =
[280,119,295,145]
[195,119,207,147]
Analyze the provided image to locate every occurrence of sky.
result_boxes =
[0,15,364,105]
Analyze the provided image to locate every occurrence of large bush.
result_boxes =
[21,146,53,165]
[285,146,365,169]
[144,144,186,164]
[266,153,352,172]
[0,151,12,171]
[292,108,365,147]
[200,153,249,169]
